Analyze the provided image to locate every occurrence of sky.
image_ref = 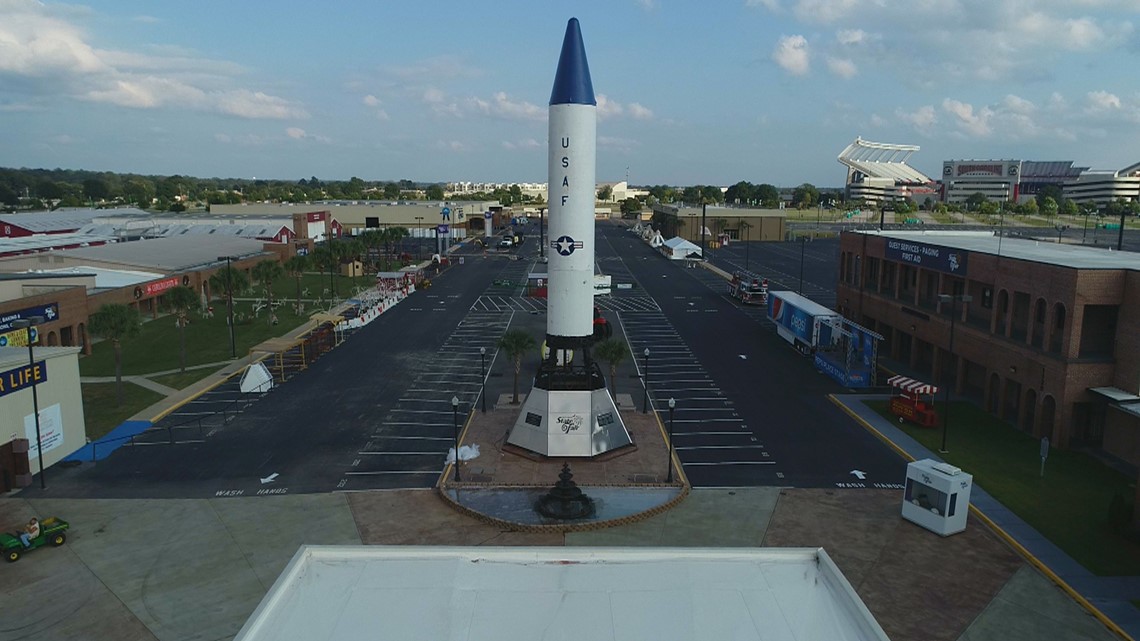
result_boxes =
[2,0,1139,188]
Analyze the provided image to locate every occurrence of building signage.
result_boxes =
[436,224,449,234]
[0,360,47,399]
[955,164,1002,176]
[0,326,38,347]
[885,239,968,275]
[0,303,60,333]
[26,403,64,460]
[144,277,180,297]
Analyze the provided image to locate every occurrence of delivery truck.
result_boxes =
[767,290,840,354]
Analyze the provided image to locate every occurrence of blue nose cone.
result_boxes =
[549,18,595,106]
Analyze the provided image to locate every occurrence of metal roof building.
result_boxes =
[235,546,889,641]
[0,208,148,237]
[0,236,271,274]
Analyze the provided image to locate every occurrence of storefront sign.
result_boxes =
[0,303,59,332]
[885,239,968,275]
[0,360,47,398]
[26,403,64,460]
[144,277,180,297]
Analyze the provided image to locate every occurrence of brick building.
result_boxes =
[836,230,1140,464]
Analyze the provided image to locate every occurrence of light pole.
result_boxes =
[216,256,237,358]
[451,396,461,482]
[798,236,806,294]
[414,216,424,259]
[12,316,46,489]
[642,348,650,414]
[938,292,973,453]
[743,221,751,272]
[666,397,676,483]
[479,347,487,413]
[700,202,707,259]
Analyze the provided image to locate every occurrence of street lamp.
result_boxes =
[216,256,237,358]
[798,236,807,294]
[414,216,424,259]
[937,292,973,453]
[642,348,651,414]
[479,347,487,414]
[451,396,461,482]
[12,316,46,489]
[742,221,751,272]
[666,397,676,483]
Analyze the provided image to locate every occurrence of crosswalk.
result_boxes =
[339,310,512,489]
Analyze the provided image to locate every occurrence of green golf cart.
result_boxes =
[2,517,70,562]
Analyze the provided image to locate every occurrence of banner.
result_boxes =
[0,326,37,347]
[884,239,967,275]
[0,360,47,398]
[0,302,59,332]
[26,403,64,460]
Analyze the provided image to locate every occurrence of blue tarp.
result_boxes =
[62,420,152,462]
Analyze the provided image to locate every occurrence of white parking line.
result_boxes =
[681,461,776,466]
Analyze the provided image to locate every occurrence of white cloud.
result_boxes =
[502,138,541,150]
[628,102,654,119]
[0,0,305,119]
[132,15,161,24]
[362,94,389,120]
[869,113,887,127]
[286,127,306,139]
[1002,94,1036,114]
[467,92,544,121]
[214,133,231,143]
[745,0,781,10]
[941,98,993,136]
[896,105,937,133]
[792,0,858,23]
[836,28,866,45]
[773,35,810,75]
[636,0,658,10]
[598,135,639,153]
[1086,90,1122,112]
[363,94,381,107]
[597,94,624,118]
[826,57,857,78]
[436,140,466,151]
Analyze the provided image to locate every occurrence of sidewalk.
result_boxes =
[834,393,1140,640]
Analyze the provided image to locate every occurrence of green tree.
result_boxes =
[592,338,628,395]
[498,329,537,404]
[251,259,286,325]
[83,178,109,203]
[966,192,987,211]
[1041,196,1059,218]
[620,197,642,217]
[283,254,309,310]
[164,286,200,373]
[725,181,756,205]
[1036,184,1064,210]
[1060,199,1078,218]
[88,303,142,406]
[210,265,250,337]
[700,185,723,204]
[426,184,445,200]
[1021,198,1039,217]
[383,182,400,200]
[597,184,613,202]
[756,184,780,208]
[792,183,819,209]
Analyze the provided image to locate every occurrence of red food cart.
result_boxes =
[887,375,939,427]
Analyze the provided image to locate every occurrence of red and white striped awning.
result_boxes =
[887,375,938,395]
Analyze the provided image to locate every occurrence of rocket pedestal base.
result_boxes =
[506,364,633,458]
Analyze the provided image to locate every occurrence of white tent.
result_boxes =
[649,231,664,248]
[240,362,275,394]
[662,236,702,260]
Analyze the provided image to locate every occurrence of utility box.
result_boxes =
[902,459,973,536]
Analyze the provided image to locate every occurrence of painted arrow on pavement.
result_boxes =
[849,470,867,480]
[260,473,279,484]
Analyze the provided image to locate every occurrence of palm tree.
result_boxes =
[88,303,142,406]
[283,254,308,311]
[209,264,250,333]
[592,338,628,396]
[497,329,537,404]
[165,286,200,373]
[251,259,285,324]
[385,227,409,269]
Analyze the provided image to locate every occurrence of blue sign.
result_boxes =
[884,239,968,275]
[0,327,37,347]
[441,207,451,220]
[0,303,59,333]
[0,360,47,399]
[484,211,493,220]
[436,224,449,234]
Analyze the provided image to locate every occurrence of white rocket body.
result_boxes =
[547,103,596,342]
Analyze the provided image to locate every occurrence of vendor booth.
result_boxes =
[902,459,973,536]
[887,375,939,427]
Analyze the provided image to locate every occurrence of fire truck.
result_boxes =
[727,271,768,306]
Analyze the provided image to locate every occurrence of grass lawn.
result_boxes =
[80,298,314,377]
[81,382,165,440]
[149,369,217,390]
[266,272,374,301]
[866,400,1140,576]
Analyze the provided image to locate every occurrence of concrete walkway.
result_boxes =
[836,393,1139,639]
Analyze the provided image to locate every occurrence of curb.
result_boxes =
[828,394,1134,641]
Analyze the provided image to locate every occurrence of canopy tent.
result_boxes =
[887,375,938,395]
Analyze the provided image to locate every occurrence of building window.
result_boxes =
[981,287,993,309]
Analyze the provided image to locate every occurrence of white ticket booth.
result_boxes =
[902,459,973,536]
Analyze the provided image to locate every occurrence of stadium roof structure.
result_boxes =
[838,137,932,184]
[235,546,890,641]
[1020,161,1087,179]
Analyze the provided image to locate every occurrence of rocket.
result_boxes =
[546,17,596,351]
[505,18,633,458]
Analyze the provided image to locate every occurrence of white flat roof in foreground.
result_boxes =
[236,546,889,641]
